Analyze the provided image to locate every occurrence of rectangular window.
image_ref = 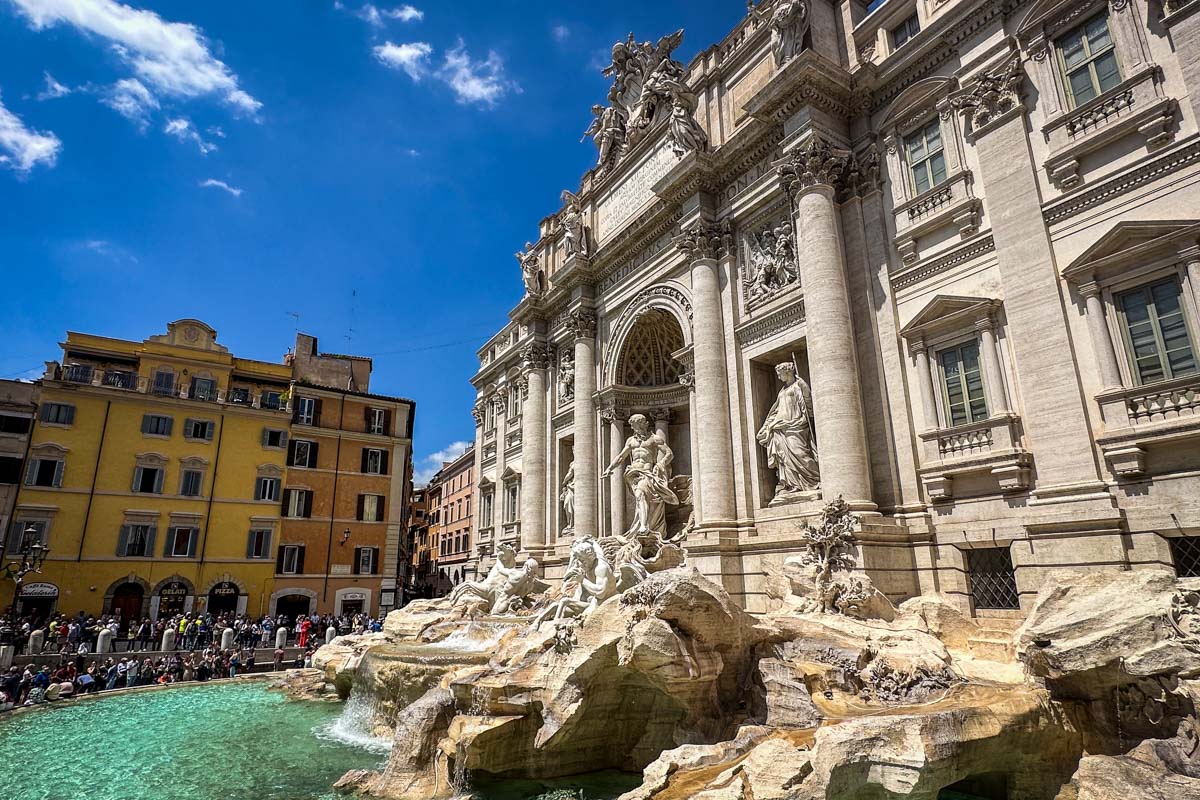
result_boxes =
[152,370,176,396]
[368,407,387,435]
[8,520,47,554]
[26,459,63,488]
[142,414,173,437]
[190,377,217,402]
[295,397,317,426]
[247,529,272,559]
[482,492,494,527]
[359,494,384,522]
[905,119,947,196]
[891,12,921,49]
[355,546,376,575]
[122,524,154,558]
[0,455,22,484]
[133,466,164,494]
[362,448,387,475]
[285,489,312,518]
[167,527,195,558]
[180,470,203,498]
[0,414,31,434]
[256,476,280,502]
[505,484,520,523]
[261,391,282,410]
[279,544,304,575]
[40,403,75,426]
[939,341,988,427]
[262,428,287,449]
[1117,278,1198,386]
[63,364,94,384]
[1058,12,1122,108]
[229,387,251,405]
[966,547,1020,610]
[290,440,318,468]
[184,419,215,441]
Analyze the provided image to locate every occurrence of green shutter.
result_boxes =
[352,547,362,575]
[246,531,256,559]
[261,428,270,447]
[357,495,365,521]
[6,520,23,553]
[163,527,175,557]
[132,467,143,493]
[296,546,306,574]
[24,460,37,486]
[187,529,199,558]
[64,405,76,425]
[381,451,389,475]
[153,469,165,494]
[309,441,319,466]
[145,526,157,556]
[370,548,379,575]
[276,545,285,573]
[117,525,130,557]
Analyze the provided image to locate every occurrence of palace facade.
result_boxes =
[470,0,1200,615]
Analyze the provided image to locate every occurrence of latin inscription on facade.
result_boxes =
[596,139,677,242]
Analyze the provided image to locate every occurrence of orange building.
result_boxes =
[433,446,474,594]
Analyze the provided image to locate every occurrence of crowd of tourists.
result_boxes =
[0,609,385,711]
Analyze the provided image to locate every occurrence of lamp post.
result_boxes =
[0,532,50,645]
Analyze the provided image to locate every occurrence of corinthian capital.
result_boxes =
[673,220,724,261]
[564,309,597,340]
[951,56,1024,133]
[520,342,550,372]
[777,136,851,200]
[471,402,486,426]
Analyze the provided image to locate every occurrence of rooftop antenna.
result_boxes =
[346,289,357,347]
[286,311,301,334]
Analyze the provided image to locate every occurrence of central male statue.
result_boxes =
[603,413,678,537]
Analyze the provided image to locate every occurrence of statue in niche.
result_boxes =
[604,413,679,538]
[531,537,617,626]
[516,242,544,297]
[560,461,576,533]
[560,190,590,259]
[558,351,575,403]
[757,361,820,504]
[746,222,797,303]
[449,542,546,617]
[747,0,810,67]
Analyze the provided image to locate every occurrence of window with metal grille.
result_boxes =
[1171,537,1200,578]
[966,547,1020,610]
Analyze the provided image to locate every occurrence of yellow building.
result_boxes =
[3,320,294,622]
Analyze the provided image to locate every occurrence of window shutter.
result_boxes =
[381,451,389,476]
[279,431,289,448]
[361,449,369,473]
[281,488,289,515]
[370,548,379,575]
[184,418,195,436]
[309,441,319,467]
[261,428,269,447]
[24,460,37,486]
[378,496,386,521]
[64,406,76,425]
[52,460,64,488]
[204,422,215,441]
[187,529,199,558]
[261,530,272,558]
[276,545,285,573]
[288,439,297,465]
[117,525,130,557]
[153,469,165,494]
[353,547,362,575]
[304,491,314,518]
[40,405,50,423]
[364,407,372,431]
[313,399,323,426]
[383,410,392,436]
[357,495,365,521]
[145,526,157,556]
[296,546,306,574]
[246,531,256,559]
[6,521,23,554]
[132,467,143,493]
[164,417,174,437]
[163,527,175,557]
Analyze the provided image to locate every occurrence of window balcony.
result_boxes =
[1096,374,1200,476]
[63,364,95,385]
[103,370,137,391]
[892,171,982,265]
[918,414,1032,502]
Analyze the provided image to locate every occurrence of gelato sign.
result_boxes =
[20,582,58,598]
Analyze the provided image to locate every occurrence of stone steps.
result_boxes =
[967,634,1016,663]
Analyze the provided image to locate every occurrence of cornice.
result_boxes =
[743,51,855,124]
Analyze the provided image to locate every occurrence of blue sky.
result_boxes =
[0,0,754,483]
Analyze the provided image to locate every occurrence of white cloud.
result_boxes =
[37,72,71,101]
[78,239,137,263]
[414,440,472,486]
[0,91,62,173]
[392,4,423,22]
[438,41,517,107]
[374,41,432,81]
[350,3,423,26]
[103,77,158,125]
[552,25,570,42]
[9,0,261,117]
[164,117,216,154]
[200,178,242,197]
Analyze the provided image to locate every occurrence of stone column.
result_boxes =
[976,316,1011,414]
[602,407,625,537]
[675,222,738,525]
[651,407,671,441]
[778,138,874,510]
[911,338,940,432]
[568,310,599,539]
[519,344,549,554]
[1080,280,1123,392]
[1181,245,1200,312]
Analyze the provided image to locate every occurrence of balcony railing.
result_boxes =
[63,364,95,384]
[918,414,1030,500]
[103,370,137,390]
[1098,374,1200,429]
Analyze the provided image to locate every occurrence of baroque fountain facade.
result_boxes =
[296,0,1200,797]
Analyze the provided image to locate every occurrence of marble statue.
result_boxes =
[531,536,617,626]
[582,94,626,175]
[560,461,576,533]
[603,413,679,538]
[449,542,545,616]
[558,351,575,403]
[659,76,708,158]
[757,361,820,503]
[516,242,544,297]
[748,0,809,67]
[560,190,589,258]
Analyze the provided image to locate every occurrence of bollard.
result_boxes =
[220,628,235,651]
[162,628,177,652]
[97,628,114,655]
[326,626,337,645]
[275,627,288,649]
[28,629,44,654]
[0,645,13,670]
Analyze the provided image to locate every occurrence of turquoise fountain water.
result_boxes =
[0,682,640,800]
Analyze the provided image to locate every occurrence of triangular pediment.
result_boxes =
[1064,221,1200,280]
[500,466,521,482]
[901,295,999,339]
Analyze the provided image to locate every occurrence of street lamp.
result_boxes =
[0,530,50,645]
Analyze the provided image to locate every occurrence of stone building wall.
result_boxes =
[470,0,1200,616]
